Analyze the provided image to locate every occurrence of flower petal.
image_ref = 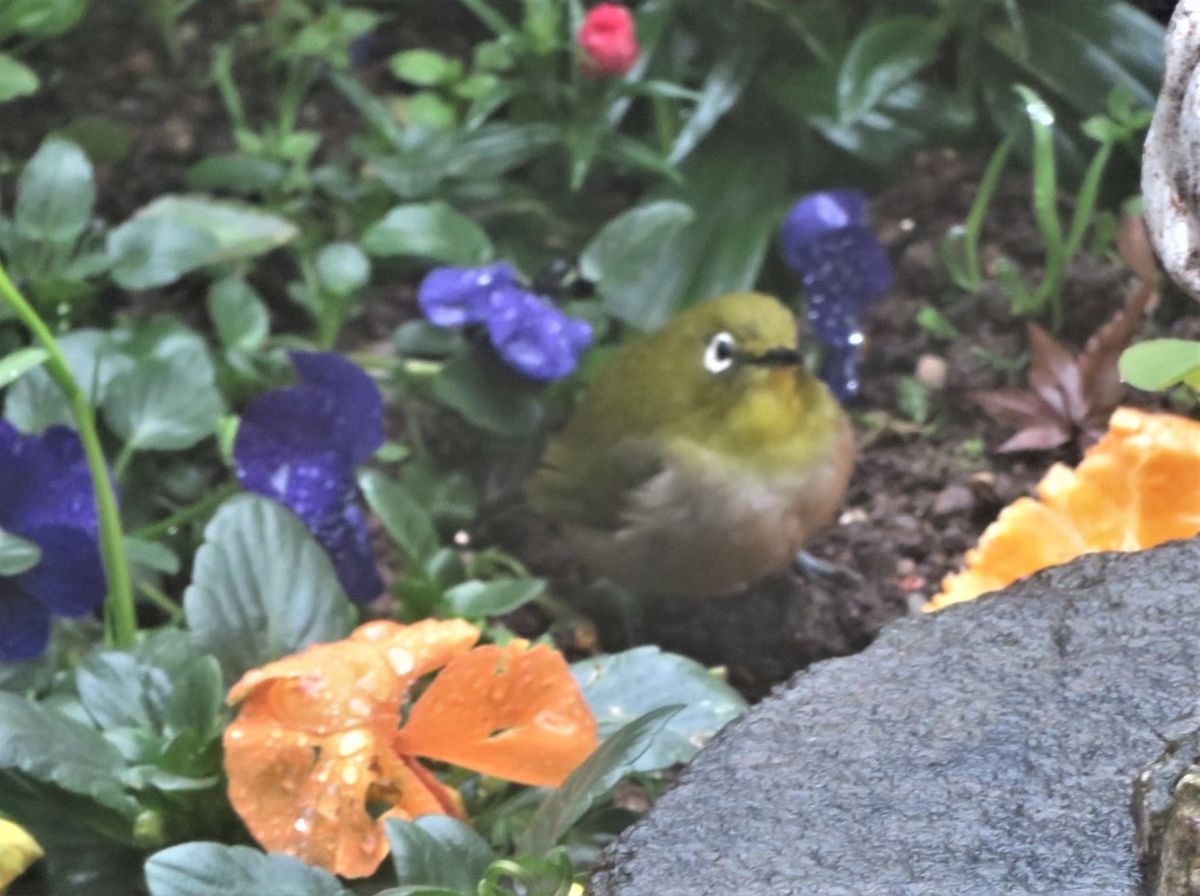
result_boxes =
[15,525,105,616]
[485,289,593,381]
[291,352,384,468]
[418,263,518,328]
[227,619,480,726]
[781,189,868,257]
[224,709,458,878]
[0,425,97,537]
[234,377,383,602]
[396,641,597,787]
[0,582,51,663]
[223,619,480,878]
[795,226,893,340]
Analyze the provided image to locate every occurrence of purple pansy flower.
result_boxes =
[233,352,385,603]
[0,423,105,662]
[417,264,593,381]
[781,189,892,400]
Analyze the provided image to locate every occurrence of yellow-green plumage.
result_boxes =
[528,292,854,598]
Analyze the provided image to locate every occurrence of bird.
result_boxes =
[528,291,854,599]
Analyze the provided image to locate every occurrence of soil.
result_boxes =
[1,2,1192,701]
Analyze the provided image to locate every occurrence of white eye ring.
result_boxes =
[703,332,737,374]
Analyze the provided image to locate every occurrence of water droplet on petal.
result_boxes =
[387,647,414,676]
[338,729,370,756]
[342,766,360,785]
[534,710,577,736]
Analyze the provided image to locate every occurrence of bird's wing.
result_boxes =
[527,435,667,531]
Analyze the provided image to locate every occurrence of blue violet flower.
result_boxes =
[233,351,385,603]
[781,189,892,400]
[0,422,106,662]
[417,264,593,381]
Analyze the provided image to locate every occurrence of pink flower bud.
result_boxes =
[577,3,639,78]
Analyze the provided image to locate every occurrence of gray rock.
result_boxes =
[591,539,1200,896]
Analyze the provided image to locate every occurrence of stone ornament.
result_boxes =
[1144,0,1200,299]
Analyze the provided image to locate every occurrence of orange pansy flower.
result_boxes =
[927,407,1200,611]
[224,618,598,878]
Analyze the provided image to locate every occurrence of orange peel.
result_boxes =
[224,619,597,878]
[928,407,1200,611]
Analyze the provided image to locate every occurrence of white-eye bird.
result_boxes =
[528,292,854,598]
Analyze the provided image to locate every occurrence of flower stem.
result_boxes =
[132,481,238,541]
[0,263,136,649]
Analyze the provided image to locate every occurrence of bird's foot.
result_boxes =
[793,549,864,587]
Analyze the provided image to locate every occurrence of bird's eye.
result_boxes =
[703,332,737,374]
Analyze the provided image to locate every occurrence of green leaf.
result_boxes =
[14,138,95,244]
[103,356,224,451]
[1119,339,1200,391]
[162,655,223,742]
[124,537,182,578]
[0,346,48,387]
[442,578,545,617]
[207,276,269,351]
[915,306,960,341]
[315,242,371,296]
[571,647,745,772]
[0,527,40,575]
[183,495,356,683]
[75,651,158,730]
[518,706,681,855]
[0,692,138,818]
[386,816,496,891]
[362,202,492,266]
[107,196,298,290]
[0,52,37,101]
[668,43,759,164]
[580,201,695,328]
[186,153,286,195]
[994,1,1161,122]
[837,16,939,125]
[145,843,351,896]
[358,469,439,564]
[616,139,790,330]
[390,49,460,86]
[4,329,130,431]
[896,375,930,424]
[0,0,87,38]
[0,770,143,893]
[431,353,543,437]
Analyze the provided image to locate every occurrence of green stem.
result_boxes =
[0,263,136,648]
[132,482,239,541]
[1063,140,1114,261]
[138,581,183,624]
[963,135,1013,287]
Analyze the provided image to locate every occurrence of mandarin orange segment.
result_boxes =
[928,408,1200,612]
[396,641,598,788]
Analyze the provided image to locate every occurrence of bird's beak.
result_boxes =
[745,347,801,367]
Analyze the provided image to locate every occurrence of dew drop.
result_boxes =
[534,710,577,736]
[338,729,370,756]
[294,815,312,833]
[387,647,414,676]
[349,697,372,717]
[228,726,246,740]
[342,766,360,785]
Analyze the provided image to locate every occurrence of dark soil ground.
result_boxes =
[1,1,1191,700]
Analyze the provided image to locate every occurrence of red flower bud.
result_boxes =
[577,3,639,78]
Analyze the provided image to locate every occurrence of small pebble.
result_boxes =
[933,484,975,516]
[915,354,948,391]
